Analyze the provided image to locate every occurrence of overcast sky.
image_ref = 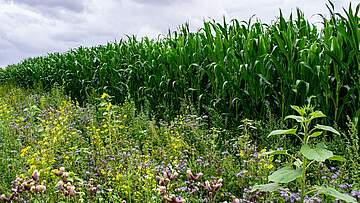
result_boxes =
[0,0,355,67]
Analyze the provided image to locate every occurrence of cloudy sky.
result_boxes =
[0,0,355,67]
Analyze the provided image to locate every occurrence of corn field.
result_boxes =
[0,3,359,126]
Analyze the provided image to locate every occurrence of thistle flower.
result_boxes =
[161,169,179,181]
[232,198,240,203]
[158,186,167,196]
[32,170,40,181]
[62,172,70,182]
[56,180,64,190]
[35,185,46,193]
[186,169,203,181]
[0,194,8,201]
[65,185,76,196]
[156,176,170,186]
[171,196,185,203]
[203,179,223,193]
[163,195,185,203]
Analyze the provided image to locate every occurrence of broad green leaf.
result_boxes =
[268,129,297,137]
[309,111,326,119]
[252,183,281,192]
[328,155,346,162]
[316,142,327,149]
[315,124,340,135]
[268,166,302,183]
[317,186,357,203]
[300,144,333,162]
[310,131,323,137]
[285,115,304,123]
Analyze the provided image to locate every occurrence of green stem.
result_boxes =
[301,158,307,202]
[301,122,310,202]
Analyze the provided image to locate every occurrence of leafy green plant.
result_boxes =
[345,116,360,185]
[0,2,359,127]
[253,104,357,202]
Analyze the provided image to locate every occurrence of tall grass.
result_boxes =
[0,2,359,126]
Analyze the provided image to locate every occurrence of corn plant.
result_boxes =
[0,2,359,128]
[253,104,357,202]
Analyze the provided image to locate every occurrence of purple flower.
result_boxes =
[313,195,322,203]
[289,192,300,203]
[252,152,258,157]
[339,183,352,189]
[176,186,188,192]
[351,190,360,199]
[331,173,338,179]
[280,191,289,198]
[236,170,246,178]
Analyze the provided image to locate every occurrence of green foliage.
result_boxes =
[0,1,359,202]
[253,104,357,202]
[317,186,357,203]
[0,2,359,128]
[344,116,360,185]
[0,86,284,202]
[268,166,302,184]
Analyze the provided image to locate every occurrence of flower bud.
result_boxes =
[35,185,46,193]
[232,198,240,203]
[32,170,40,181]
[56,180,64,190]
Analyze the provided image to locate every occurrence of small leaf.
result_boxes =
[268,166,302,183]
[309,111,326,119]
[262,150,288,156]
[37,127,44,133]
[291,105,306,116]
[328,155,346,162]
[300,144,333,162]
[315,124,340,135]
[310,131,323,137]
[293,159,302,168]
[285,115,304,123]
[268,129,297,137]
[252,183,281,192]
[317,186,357,203]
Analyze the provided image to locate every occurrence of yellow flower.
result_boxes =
[101,93,110,99]
[239,150,245,157]
[106,103,112,111]
[20,146,31,157]
[267,164,274,170]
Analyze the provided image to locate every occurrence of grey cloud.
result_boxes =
[0,0,355,68]
[133,0,191,6]
[12,0,85,12]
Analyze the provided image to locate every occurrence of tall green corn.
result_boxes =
[0,2,358,128]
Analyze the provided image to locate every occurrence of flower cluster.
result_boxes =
[156,168,185,203]
[0,170,46,201]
